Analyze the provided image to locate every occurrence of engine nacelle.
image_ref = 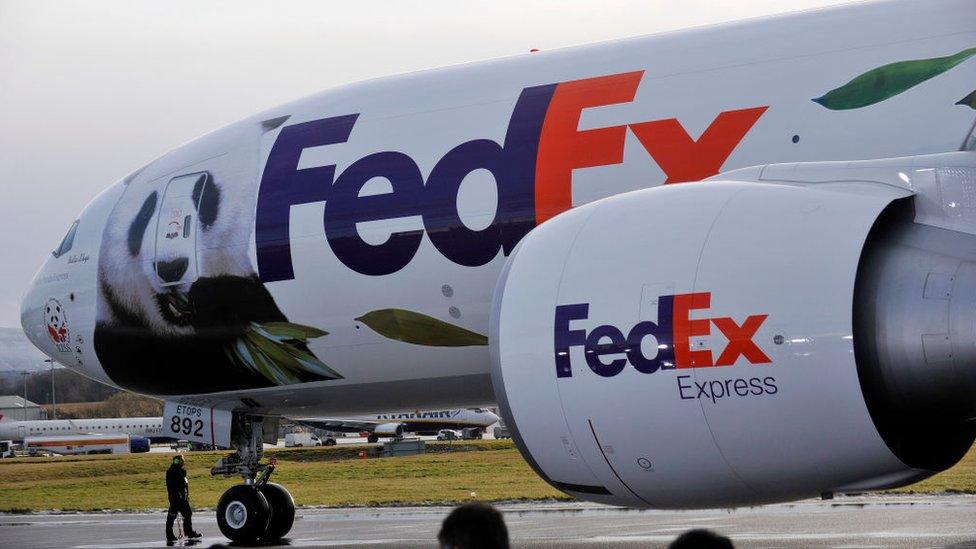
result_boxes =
[491,152,976,508]
[129,436,151,453]
[373,423,404,437]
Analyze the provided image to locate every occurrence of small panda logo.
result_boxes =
[45,298,71,352]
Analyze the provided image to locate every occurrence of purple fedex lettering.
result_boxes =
[255,85,556,280]
[554,297,675,378]
[324,151,426,276]
[554,303,588,378]
[256,114,358,282]
[424,84,556,267]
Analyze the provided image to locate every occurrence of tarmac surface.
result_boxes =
[1,494,974,548]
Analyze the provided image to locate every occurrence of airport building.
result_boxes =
[0,396,44,422]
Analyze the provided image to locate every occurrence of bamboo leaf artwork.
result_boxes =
[224,321,341,385]
[356,309,489,347]
[956,89,976,110]
[813,48,976,110]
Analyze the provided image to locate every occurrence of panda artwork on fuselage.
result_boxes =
[93,123,342,395]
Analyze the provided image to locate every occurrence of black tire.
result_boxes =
[258,483,295,541]
[216,484,271,543]
[324,438,336,446]
[367,434,379,443]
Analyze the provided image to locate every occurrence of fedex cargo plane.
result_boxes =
[19,0,976,542]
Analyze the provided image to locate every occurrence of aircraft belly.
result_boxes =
[187,372,496,416]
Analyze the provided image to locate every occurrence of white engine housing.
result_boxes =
[373,422,404,437]
[491,153,976,508]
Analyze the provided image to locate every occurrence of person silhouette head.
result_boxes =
[438,502,509,549]
[670,528,734,548]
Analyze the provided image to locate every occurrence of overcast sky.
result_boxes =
[0,0,854,328]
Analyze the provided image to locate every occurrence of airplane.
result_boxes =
[0,416,168,443]
[23,433,138,456]
[294,407,499,442]
[18,0,976,542]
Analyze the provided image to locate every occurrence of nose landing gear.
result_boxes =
[211,417,295,543]
[216,484,271,542]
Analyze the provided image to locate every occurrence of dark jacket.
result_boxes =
[166,464,188,505]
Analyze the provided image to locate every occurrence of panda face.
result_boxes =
[98,165,258,337]
[45,298,68,344]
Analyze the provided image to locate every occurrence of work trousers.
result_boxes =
[166,500,193,539]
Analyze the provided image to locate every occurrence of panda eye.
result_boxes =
[128,191,158,257]
[191,173,220,230]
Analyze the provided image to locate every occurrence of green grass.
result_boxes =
[0,440,972,512]
[890,444,976,494]
[0,440,565,512]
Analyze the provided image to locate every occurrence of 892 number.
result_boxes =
[170,416,204,437]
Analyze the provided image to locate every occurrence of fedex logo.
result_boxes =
[256,71,767,281]
[554,292,771,378]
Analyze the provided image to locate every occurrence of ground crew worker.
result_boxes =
[165,454,202,542]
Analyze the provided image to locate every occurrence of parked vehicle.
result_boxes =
[0,440,13,458]
[285,432,336,447]
[436,429,462,441]
[461,427,483,440]
[24,434,130,455]
[493,425,510,439]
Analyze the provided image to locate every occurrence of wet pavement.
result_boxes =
[1,494,974,548]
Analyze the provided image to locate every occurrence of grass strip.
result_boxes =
[0,440,971,512]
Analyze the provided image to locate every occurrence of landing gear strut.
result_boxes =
[211,416,294,543]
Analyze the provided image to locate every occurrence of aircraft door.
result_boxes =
[154,172,207,287]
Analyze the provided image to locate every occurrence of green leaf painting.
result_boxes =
[813,47,976,110]
[224,321,341,385]
[356,309,488,347]
[957,89,976,110]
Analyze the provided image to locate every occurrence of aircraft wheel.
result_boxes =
[216,485,271,543]
[258,483,295,540]
[367,434,379,443]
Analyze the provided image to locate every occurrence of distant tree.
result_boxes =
[0,368,161,418]
[0,368,116,405]
[99,391,163,417]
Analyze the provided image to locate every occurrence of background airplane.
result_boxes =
[294,408,498,442]
[0,416,167,443]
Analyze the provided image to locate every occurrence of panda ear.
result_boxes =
[128,191,158,257]
[191,173,220,230]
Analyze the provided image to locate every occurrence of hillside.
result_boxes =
[0,327,48,375]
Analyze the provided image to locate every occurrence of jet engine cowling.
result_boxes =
[490,152,976,508]
[372,423,404,437]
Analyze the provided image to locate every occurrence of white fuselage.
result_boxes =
[298,408,499,434]
[19,0,976,420]
[362,408,498,428]
[0,417,164,442]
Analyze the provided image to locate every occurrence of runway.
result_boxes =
[1,494,974,548]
